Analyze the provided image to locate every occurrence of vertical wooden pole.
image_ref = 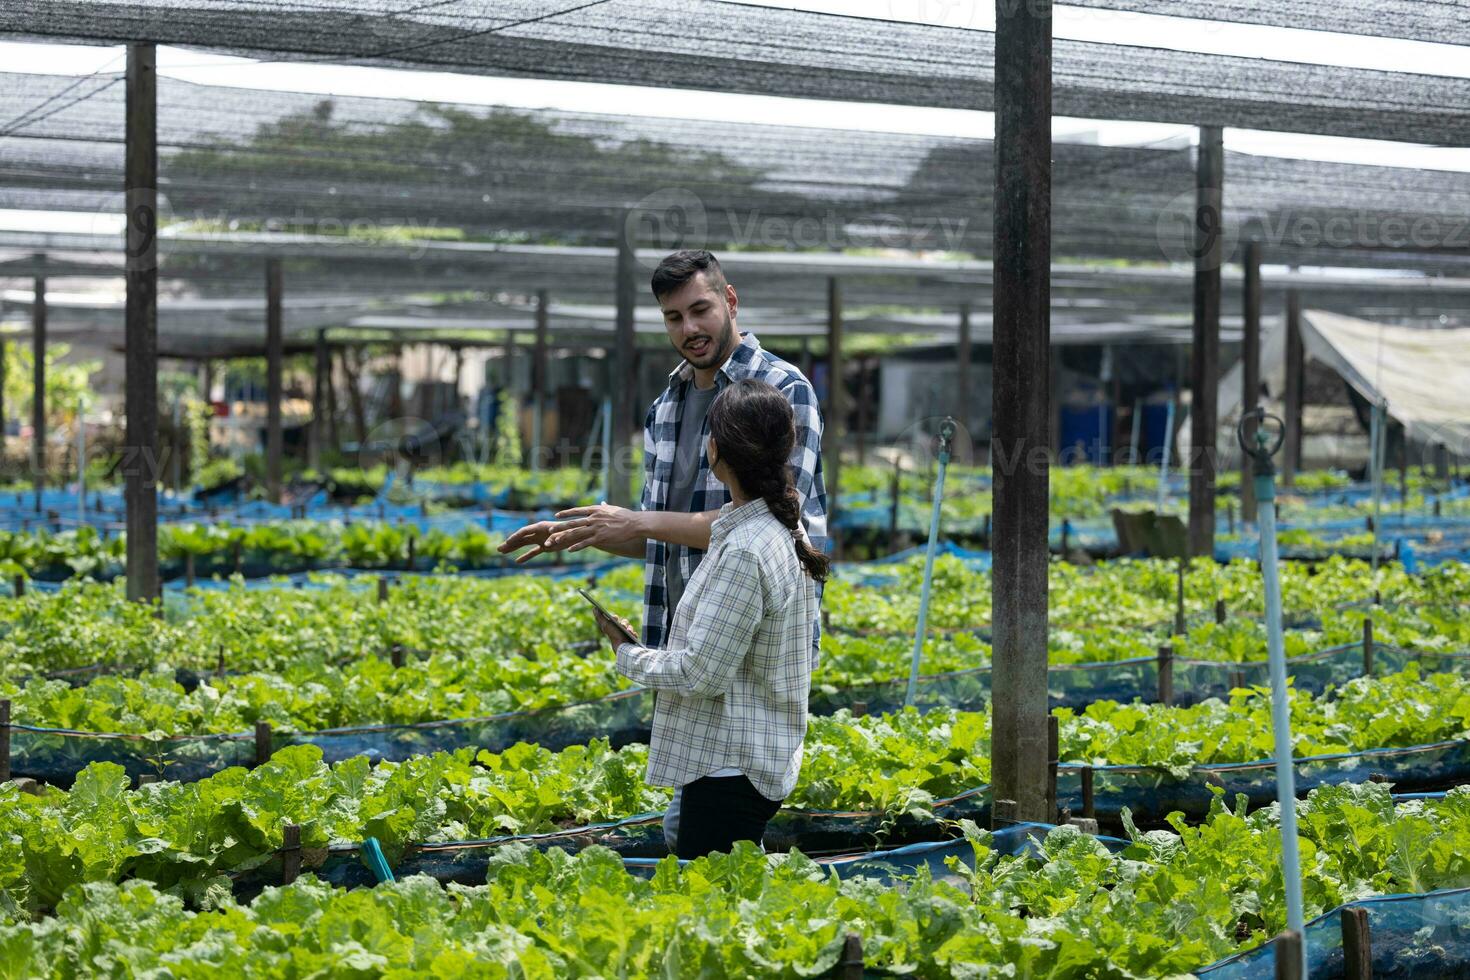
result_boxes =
[1188,125,1223,559]
[957,302,973,435]
[800,335,814,381]
[1283,290,1304,486]
[125,42,159,604]
[254,721,273,767]
[281,824,303,886]
[0,699,10,782]
[1274,929,1303,980]
[610,217,636,507]
[311,328,328,472]
[1362,616,1374,676]
[991,0,1052,823]
[1241,240,1261,522]
[265,258,283,502]
[1157,644,1175,705]
[30,269,45,512]
[532,288,549,472]
[825,277,845,527]
[1342,906,1372,980]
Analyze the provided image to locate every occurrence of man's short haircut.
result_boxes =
[650,249,727,302]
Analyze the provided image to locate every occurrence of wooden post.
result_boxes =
[1188,125,1223,559]
[1157,644,1174,705]
[1080,765,1094,820]
[1175,557,1187,635]
[531,289,549,472]
[1215,598,1226,624]
[1342,906,1372,980]
[1362,616,1374,676]
[610,217,637,507]
[11,576,22,598]
[377,576,389,603]
[1274,929,1303,980]
[888,459,901,537]
[0,699,10,782]
[265,258,284,503]
[854,358,870,467]
[1283,290,1304,486]
[1241,240,1261,522]
[1047,714,1059,821]
[957,302,973,434]
[991,798,1020,830]
[281,823,303,886]
[311,329,328,472]
[184,552,195,587]
[254,721,272,767]
[991,0,1052,824]
[124,42,160,604]
[31,269,45,512]
[836,934,864,980]
[825,277,845,526]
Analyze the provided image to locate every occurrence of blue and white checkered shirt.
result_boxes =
[639,331,827,649]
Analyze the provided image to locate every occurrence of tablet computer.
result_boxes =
[578,588,638,644]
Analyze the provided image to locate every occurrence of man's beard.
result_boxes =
[682,311,737,370]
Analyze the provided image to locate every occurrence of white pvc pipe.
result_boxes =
[904,439,951,707]
[1256,463,1308,977]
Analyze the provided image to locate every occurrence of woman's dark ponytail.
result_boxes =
[708,379,831,584]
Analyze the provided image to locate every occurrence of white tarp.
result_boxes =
[1217,314,1285,425]
[1299,310,1470,455]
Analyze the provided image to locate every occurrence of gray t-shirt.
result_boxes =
[664,381,719,621]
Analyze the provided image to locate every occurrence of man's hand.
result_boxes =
[546,503,644,554]
[495,519,566,564]
[593,607,637,651]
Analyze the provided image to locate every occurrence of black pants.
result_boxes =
[674,773,783,860]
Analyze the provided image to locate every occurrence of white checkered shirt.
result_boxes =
[639,331,827,649]
[615,497,819,801]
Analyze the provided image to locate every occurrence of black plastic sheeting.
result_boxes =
[13,644,1468,787]
[1059,740,1470,826]
[1199,887,1470,979]
[230,787,998,901]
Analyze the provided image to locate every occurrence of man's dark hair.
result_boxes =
[650,249,727,301]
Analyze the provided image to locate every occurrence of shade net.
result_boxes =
[4,1,1470,146]
[3,67,1470,312]
[1068,0,1470,47]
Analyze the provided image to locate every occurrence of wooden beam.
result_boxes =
[532,288,549,472]
[124,41,159,604]
[1241,240,1262,522]
[310,328,328,471]
[824,276,844,527]
[1283,289,1304,485]
[990,0,1052,822]
[610,218,637,507]
[30,270,45,513]
[957,302,973,435]
[265,257,283,502]
[1188,124,1223,559]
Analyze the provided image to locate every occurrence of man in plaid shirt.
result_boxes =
[498,249,828,649]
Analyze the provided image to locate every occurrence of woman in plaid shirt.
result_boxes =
[592,379,830,858]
